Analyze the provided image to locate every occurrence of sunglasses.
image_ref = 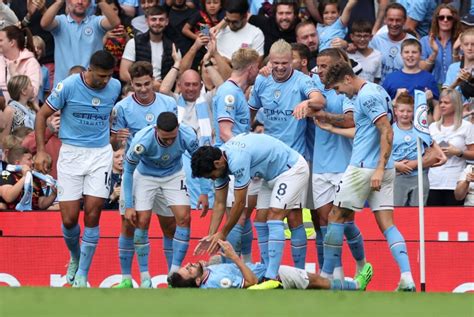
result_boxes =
[437,15,454,21]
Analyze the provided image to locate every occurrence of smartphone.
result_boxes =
[200,24,210,36]
[439,140,449,148]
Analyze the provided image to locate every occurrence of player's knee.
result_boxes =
[175,214,190,227]
[62,219,78,229]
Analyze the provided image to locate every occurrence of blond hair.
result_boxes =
[269,39,292,56]
[231,48,260,71]
[32,35,46,59]
[437,88,463,131]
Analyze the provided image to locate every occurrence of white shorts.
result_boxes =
[333,166,395,212]
[134,169,189,213]
[278,265,309,289]
[256,155,309,210]
[118,173,173,217]
[57,143,113,201]
[224,176,262,208]
[312,172,344,209]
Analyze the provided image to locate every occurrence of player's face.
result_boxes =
[350,32,372,50]
[461,35,474,61]
[147,14,169,35]
[177,262,204,281]
[68,0,90,17]
[131,75,154,102]
[205,0,221,16]
[385,8,406,38]
[437,8,455,32]
[322,4,339,26]
[246,63,260,86]
[394,103,413,125]
[224,12,246,32]
[157,127,179,146]
[296,24,318,52]
[291,50,303,71]
[439,95,455,117]
[401,45,421,68]
[331,78,354,98]
[179,75,202,102]
[270,52,292,81]
[88,67,114,89]
[316,55,332,84]
[275,5,295,31]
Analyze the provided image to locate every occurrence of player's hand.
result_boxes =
[124,208,137,227]
[314,119,333,132]
[370,169,384,191]
[34,150,50,173]
[21,164,31,175]
[207,231,225,254]
[217,239,237,260]
[116,128,130,142]
[259,65,272,77]
[194,235,211,255]
[197,194,209,218]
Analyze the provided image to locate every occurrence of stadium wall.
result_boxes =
[0,207,473,292]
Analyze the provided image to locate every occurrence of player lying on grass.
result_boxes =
[167,239,373,290]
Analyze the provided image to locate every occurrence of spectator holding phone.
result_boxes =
[427,88,474,206]
[182,0,224,41]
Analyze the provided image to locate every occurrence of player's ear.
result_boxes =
[195,277,202,286]
[213,156,225,169]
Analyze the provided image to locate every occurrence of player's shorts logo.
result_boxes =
[84,27,93,36]
[145,113,155,123]
[92,97,101,107]
[57,185,64,197]
[274,90,281,99]
[404,135,412,142]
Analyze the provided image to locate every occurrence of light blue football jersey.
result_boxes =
[350,82,394,169]
[392,123,430,176]
[111,93,178,150]
[213,80,250,146]
[200,263,267,289]
[249,71,318,156]
[317,18,347,51]
[369,32,415,82]
[215,133,301,190]
[46,73,121,148]
[312,75,353,173]
[123,124,201,208]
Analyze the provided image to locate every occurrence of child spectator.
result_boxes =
[317,0,357,50]
[104,147,124,210]
[0,146,56,210]
[348,20,382,83]
[32,36,50,105]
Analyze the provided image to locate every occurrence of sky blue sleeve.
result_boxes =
[46,79,69,111]
[248,76,263,110]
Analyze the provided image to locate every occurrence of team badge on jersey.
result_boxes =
[84,27,93,36]
[134,144,145,154]
[404,135,412,142]
[161,154,170,161]
[56,82,64,92]
[145,113,155,123]
[274,90,281,99]
[224,95,235,105]
[92,97,101,107]
[389,46,398,58]
[219,278,232,288]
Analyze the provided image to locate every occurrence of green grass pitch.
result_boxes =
[0,288,473,317]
